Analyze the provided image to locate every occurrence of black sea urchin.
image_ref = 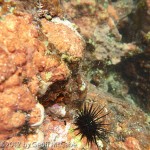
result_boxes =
[74,103,109,148]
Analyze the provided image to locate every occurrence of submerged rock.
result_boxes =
[0,5,85,148]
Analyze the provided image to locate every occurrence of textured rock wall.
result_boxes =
[0,0,85,149]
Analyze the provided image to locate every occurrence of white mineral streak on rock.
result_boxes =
[39,80,52,95]
[51,17,84,39]
[31,103,45,127]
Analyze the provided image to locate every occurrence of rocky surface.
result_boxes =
[64,0,139,65]
[0,0,150,150]
[41,18,84,61]
[86,84,150,150]
[117,51,150,112]
[0,0,85,148]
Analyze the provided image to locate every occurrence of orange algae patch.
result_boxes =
[0,13,72,141]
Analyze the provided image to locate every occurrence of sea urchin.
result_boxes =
[74,103,109,148]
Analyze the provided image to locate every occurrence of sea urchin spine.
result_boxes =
[74,103,109,148]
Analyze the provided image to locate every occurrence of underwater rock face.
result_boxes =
[64,0,138,65]
[41,18,85,60]
[0,11,84,147]
[87,84,150,150]
[93,24,137,64]
[0,1,149,149]
[3,129,44,150]
[137,0,150,33]
[118,0,150,44]
[0,0,63,19]
[64,0,108,39]
[118,51,150,111]
[35,0,63,17]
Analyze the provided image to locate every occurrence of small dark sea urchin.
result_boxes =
[74,103,110,148]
